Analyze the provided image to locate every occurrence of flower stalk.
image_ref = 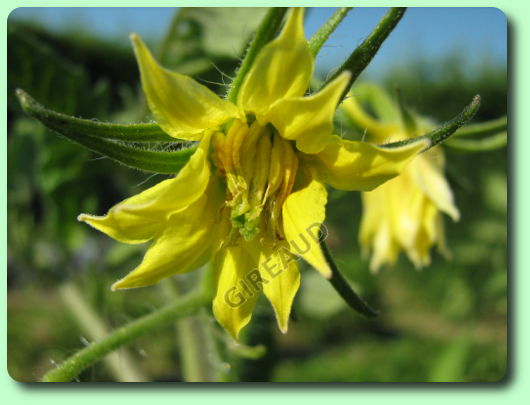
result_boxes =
[308,7,352,57]
[320,238,378,318]
[58,282,147,382]
[42,287,210,382]
[321,7,407,100]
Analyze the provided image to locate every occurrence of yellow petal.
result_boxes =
[359,187,399,273]
[111,179,224,290]
[255,241,300,333]
[237,8,313,119]
[78,134,212,244]
[266,72,351,154]
[405,201,438,269]
[131,34,239,140]
[387,172,426,251]
[282,166,331,278]
[311,135,429,191]
[411,153,460,221]
[212,243,260,340]
[370,220,400,273]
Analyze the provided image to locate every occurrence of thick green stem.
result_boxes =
[308,7,352,57]
[321,7,407,100]
[226,7,288,103]
[42,290,209,382]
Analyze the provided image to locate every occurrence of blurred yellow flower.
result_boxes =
[78,9,427,339]
[342,83,459,272]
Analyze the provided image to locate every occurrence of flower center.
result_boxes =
[212,119,298,243]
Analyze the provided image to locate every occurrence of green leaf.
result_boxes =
[321,7,407,100]
[383,95,481,151]
[308,7,352,57]
[17,89,196,174]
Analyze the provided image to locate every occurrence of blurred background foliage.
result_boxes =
[7,8,507,382]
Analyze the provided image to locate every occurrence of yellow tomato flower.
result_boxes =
[342,83,460,272]
[78,9,427,339]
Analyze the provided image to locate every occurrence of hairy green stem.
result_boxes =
[59,282,147,382]
[42,290,209,382]
[322,7,407,100]
[308,7,352,57]
[226,7,288,103]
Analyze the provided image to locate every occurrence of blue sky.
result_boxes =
[10,7,506,76]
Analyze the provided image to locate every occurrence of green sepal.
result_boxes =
[17,89,196,174]
[382,95,481,152]
[16,89,174,142]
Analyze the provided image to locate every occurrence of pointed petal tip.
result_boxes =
[449,208,461,222]
[321,265,333,279]
[338,70,352,82]
[111,275,153,291]
[226,327,242,343]
[76,213,103,227]
[111,278,135,291]
[110,279,124,291]
[129,33,145,51]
